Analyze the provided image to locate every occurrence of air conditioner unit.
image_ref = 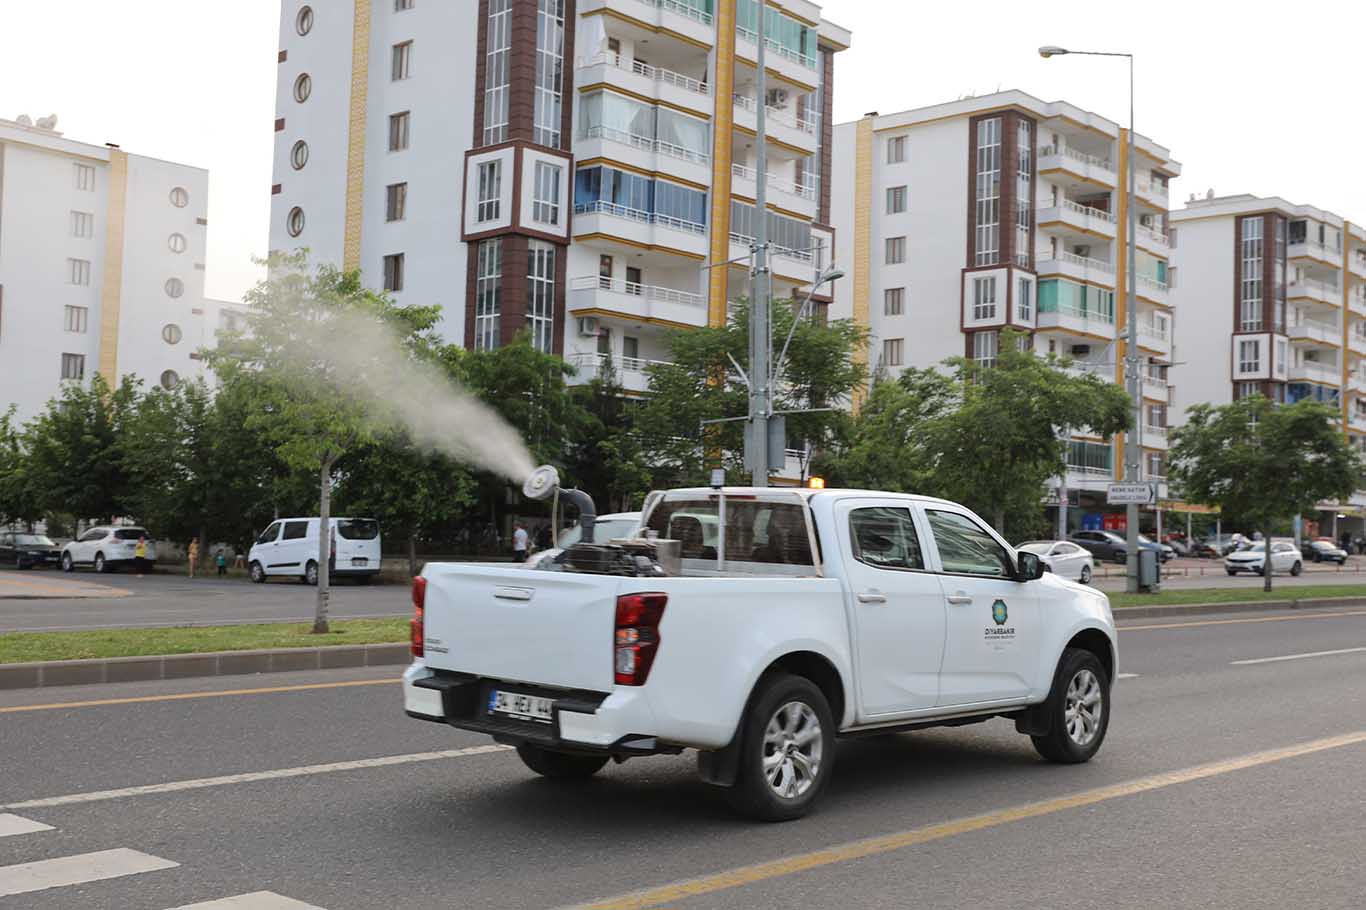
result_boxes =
[765,88,788,108]
[1070,344,1092,356]
[577,317,600,338]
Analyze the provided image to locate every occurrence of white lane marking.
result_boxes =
[1231,646,1366,666]
[1116,673,1140,679]
[0,813,54,838]
[0,848,178,897]
[3,744,512,811]
[167,892,328,909]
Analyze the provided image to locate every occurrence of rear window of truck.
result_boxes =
[645,498,813,569]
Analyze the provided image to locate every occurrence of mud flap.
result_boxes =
[697,735,743,787]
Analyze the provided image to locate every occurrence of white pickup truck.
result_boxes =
[404,485,1117,820]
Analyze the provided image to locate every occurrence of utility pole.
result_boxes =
[748,3,772,487]
[1122,54,1141,594]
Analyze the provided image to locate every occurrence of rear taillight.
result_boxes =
[615,592,667,686]
[410,577,427,658]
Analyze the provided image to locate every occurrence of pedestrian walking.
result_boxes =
[187,537,200,578]
[512,521,529,563]
[216,547,227,577]
[134,535,148,577]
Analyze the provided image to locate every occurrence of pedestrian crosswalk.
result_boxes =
[0,813,328,908]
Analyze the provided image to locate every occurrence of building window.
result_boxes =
[1273,216,1287,333]
[160,370,180,390]
[295,5,314,35]
[70,211,93,238]
[974,116,1001,266]
[483,0,512,145]
[475,239,502,351]
[74,163,95,191]
[885,236,906,264]
[1015,118,1032,267]
[169,186,189,207]
[527,240,556,353]
[387,112,411,152]
[395,0,413,9]
[884,287,905,316]
[64,306,88,334]
[1017,276,1033,322]
[61,353,85,380]
[68,258,91,286]
[973,330,999,368]
[1240,216,1264,332]
[383,253,405,292]
[532,161,562,226]
[162,324,183,345]
[165,277,185,298]
[286,206,305,237]
[386,182,407,222]
[1239,339,1260,374]
[886,135,906,164]
[293,73,312,103]
[882,338,904,367]
[886,185,907,215]
[476,161,501,223]
[533,0,566,148]
[290,140,309,170]
[392,41,412,80]
[972,275,997,320]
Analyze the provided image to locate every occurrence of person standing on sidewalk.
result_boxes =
[134,535,148,577]
[187,537,200,578]
[216,547,227,577]
[512,522,529,563]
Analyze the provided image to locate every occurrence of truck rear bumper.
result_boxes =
[402,662,677,756]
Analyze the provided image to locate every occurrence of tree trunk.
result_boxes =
[313,455,333,634]
[1262,528,1273,594]
[408,534,418,578]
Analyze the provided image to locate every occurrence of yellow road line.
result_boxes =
[0,678,398,714]
[1119,608,1366,632]
[574,731,1366,910]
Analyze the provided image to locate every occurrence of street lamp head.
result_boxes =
[819,267,846,285]
[1038,45,1069,58]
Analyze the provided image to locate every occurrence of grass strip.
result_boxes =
[1109,584,1366,609]
[0,618,408,665]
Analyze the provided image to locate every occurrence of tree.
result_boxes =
[1170,396,1363,592]
[0,408,42,530]
[636,299,867,485]
[565,366,654,514]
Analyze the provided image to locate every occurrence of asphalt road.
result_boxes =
[1,606,1363,909]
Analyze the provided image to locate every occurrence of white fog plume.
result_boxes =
[297,309,537,484]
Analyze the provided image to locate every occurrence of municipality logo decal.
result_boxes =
[992,600,1008,625]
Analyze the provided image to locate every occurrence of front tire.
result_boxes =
[1079,564,1092,584]
[61,553,74,573]
[1031,648,1110,764]
[725,673,836,822]
[1290,561,1302,577]
[304,561,318,586]
[1226,568,1237,576]
[249,561,266,584]
[515,744,609,779]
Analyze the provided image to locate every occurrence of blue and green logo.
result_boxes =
[992,599,1009,626]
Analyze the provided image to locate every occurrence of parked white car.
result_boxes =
[1017,540,1094,584]
[248,517,381,584]
[1225,540,1302,577]
[405,485,1117,821]
[61,526,156,573]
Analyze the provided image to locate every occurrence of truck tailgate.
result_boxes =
[420,564,620,692]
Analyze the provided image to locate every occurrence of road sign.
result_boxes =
[1107,482,1155,505]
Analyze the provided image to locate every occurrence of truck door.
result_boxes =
[837,500,946,719]
[922,507,1040,708]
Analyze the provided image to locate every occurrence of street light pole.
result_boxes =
[750,3,772,487]
[1041,45,1143,593]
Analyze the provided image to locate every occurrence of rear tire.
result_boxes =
[1290,561,1302,577]
[1079,564,1092,585]
[249,561,266,584]
[61,553,74,572]
[304,561,318,586]
[1226,569,1237,576]
[94,553,107,574]
[725,672,836,822]
[1031,648,1110,764]
[515,744,609,780]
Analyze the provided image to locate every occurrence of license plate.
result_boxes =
[351,557,368,566]
[488,689,553,724]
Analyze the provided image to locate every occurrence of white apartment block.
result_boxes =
[269,0,850,399]
[831,91,1180,514]
[0,116,238,423]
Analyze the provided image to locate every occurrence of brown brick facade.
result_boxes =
[818,47,834,226]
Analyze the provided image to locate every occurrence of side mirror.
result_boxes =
[1017,551,1046,581]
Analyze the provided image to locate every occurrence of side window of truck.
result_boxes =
[849,507,924,570]
[925,510,1014,578]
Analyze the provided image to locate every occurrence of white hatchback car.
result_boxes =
[61,526,156,573]
[1225,540,1302,576]
[1017,540,1094,584]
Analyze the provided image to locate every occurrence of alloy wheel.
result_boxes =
[1064,669,1103,748]
[762,701,823,799]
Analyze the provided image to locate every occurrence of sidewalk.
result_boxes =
[0,573,132,600]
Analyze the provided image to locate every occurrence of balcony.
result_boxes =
[1037,199,1118,240]
[582,0,714,47]
[732,94,819,152]
[568,351,675,394]
[1037,145,1117,187]
[1136,224,1170,255]
[1352,256,1366,281]
[1036,252,1115,286]
[730,162,817,217]
[1066,463,1115,490]
[1289,319,1341,347]
[1037,300,1117,340]
[1287,278,1341,306]
[1138,320,1171,355]
[734,27,819,88]
[1142,374,1170,402]
[1287,360,1341,385]
[1288,239,1341,267]
[1350,333,1366,357]
[1350,372,1366,395]
[1136,274,1169,306]
[1135,178,1169,209]
[1350,410,1366,434]
[729,232,815,275]
[572,201,709,259]
[577,126,711,186]
[1143,425,1170,450]
[1351,293,1366,318]
[569,274,707,327]
[576,52,710,116]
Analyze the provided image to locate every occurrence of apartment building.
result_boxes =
[269,0,850,396]
[0,116,237,423]
[830,91,1180,516]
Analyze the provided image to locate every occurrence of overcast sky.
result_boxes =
[4,1,1356,304]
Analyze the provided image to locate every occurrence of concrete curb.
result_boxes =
[1115,595,1366,620]
[0,643,409,691]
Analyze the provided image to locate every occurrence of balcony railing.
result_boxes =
[1139,179,1169,199]
[735,27,817,70]
[1144,425,1169,441]
[1290,319,1340,345]
[1038,145,1115,174]
[729,231,814,263]
[1067,463,1114,478]
[1139,322,1171,346]
[1288,239,1340,262]
[1060,198,1117,223]
[732,94,817,135]
[1288,361,1341,384]
[579,125,710,166]
[731,163,817,201]
[573,200,706,235]
[569,351,677,375]
[1138,225,1170,249]
[1041,300,1116,324]
[1057,251,1115,273]
[572,274,706,308]
[1138,274,1169,296]
[581,52,709,96]
[630,0,713,26]
[1288,278,1340,301]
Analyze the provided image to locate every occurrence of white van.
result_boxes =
[248,517,381,585]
